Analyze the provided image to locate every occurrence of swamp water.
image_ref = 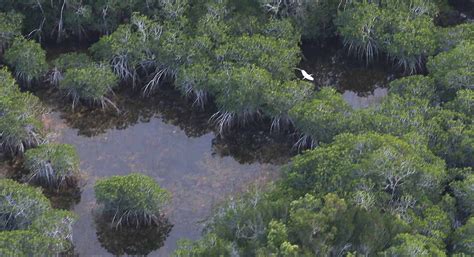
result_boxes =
[28,44,397,256]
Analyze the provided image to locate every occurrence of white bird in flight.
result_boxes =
[296,68,314,81]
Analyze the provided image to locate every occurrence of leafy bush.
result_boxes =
[0,11,23,52]
[289,87,352,147]
[427,41,474,97]
[336,2,385,63]
[384,15,439,74]
[59,64,119,108]
[0,230,65,256]
[3,37,47,84]
[94,173,170,227]
[451,174,474,217]
[0,68,44,156]
[451,217,474,255]
[389,75,436,102]
[0,179,76,255]
[0,179,50,230]
[48,52,93,86]
[24,143,81,189]
[283,132,446,213]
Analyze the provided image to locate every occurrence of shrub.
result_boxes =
[451,174,474,216]
[3,37,47,84]
[0,179,75,253]
[94,173,171,227]
[208,65,278,133]
[427,41,474,97]
[336,2,385,63]
[59,64,119,108]
[384,15,439,74]
[0,11,23,52]
[389,75,436,102]
[0,69,44,156]
[24,143,81,189]
[0,179,50,230]
[283,133,446,215]
[451,217,474,255]
[48,52,93,86]
[0,230,64,256]
[289,87,352,148]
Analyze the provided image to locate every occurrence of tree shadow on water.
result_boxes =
[34,85,214,138]
[94,214,173,256]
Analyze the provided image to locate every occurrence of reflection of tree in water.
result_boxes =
[95,215,172,256]
[35,85,295,164]
[43,187,82,210]
[35,85,214,138]
[300,42,396,95]
[211,122,295,165]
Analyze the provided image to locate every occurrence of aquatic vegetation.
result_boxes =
[0,179,76,255]
[94,173,171,227]
[24,143,81,189]
[288,87,352,148]
[173,233,234,257]
[0,179,50,230]
[0,230,66,256]
[3,37,48,85]
[384,15,439,74]
[59,64,119,109]
[0,69,44,156]
[48,52,93,86]
[336,2,385,63]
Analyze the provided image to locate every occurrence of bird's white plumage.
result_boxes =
[300,69,314,81]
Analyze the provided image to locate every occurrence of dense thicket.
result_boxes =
[0,0,472,256]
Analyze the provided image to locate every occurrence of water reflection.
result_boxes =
[36,86,214,138]
[95,215,173,256]
[300,43,396,94]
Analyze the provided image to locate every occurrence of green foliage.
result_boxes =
[258,0,340,40]
[24,143,80,189]
[289,87,352,147]
[446,89,474,119]
[451,217,474,255]
[173,233,234,257]
[59,64,119,108]
[389,75,436,102]
[336,2,385,63]
[0,179,50,230]
[263,80,313,131]
[3,37,47,84]
[438,23,474,51]
[427,108,473,168]
[283,133,446,214]
[0,68,44,156]
[94,173,170,227]
[0,178,76,255]
[382,233,447,256]
[0,11,23,51]
[427,41,474,96]
[209,65,278,133]
[0,230,63,256]
[451,174,474,216]
[384,15,439,73]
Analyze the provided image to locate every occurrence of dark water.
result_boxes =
[24,42,396,256]
[300,43,396,109]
